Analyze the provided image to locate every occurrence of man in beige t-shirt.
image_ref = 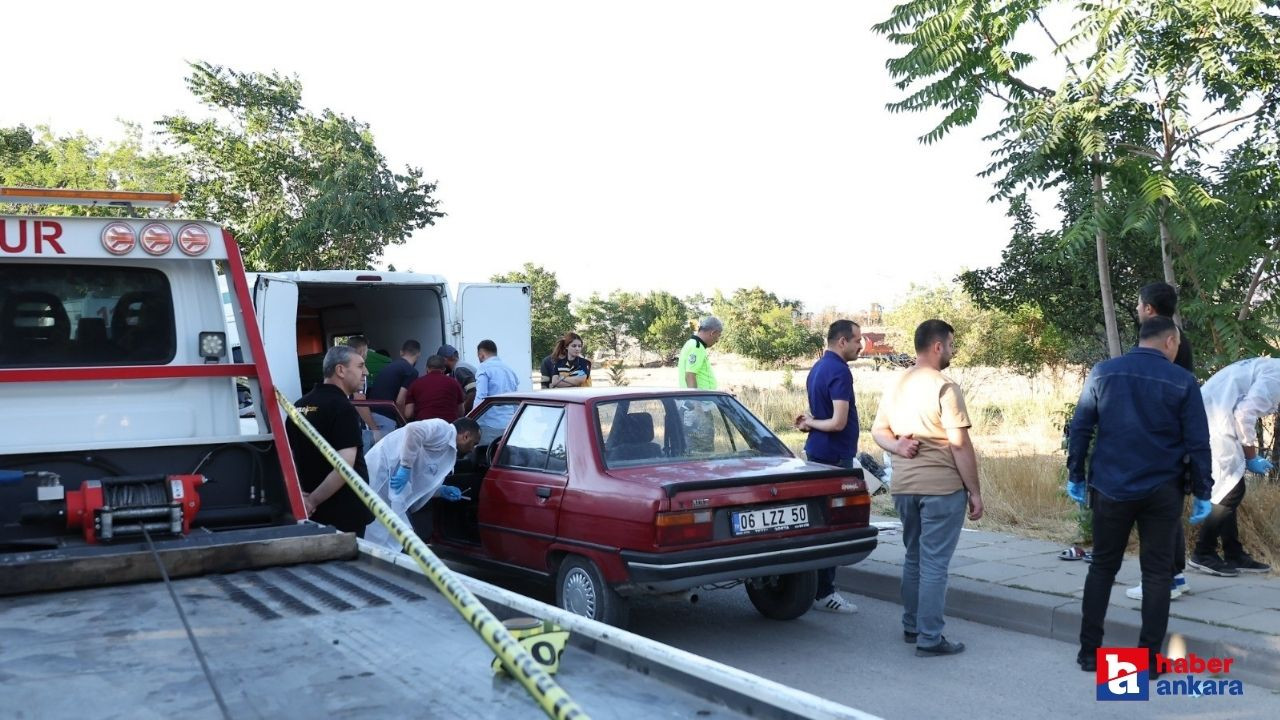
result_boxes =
[873,319,983,657]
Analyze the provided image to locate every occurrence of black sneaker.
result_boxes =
[916,637,965,657]
[1077,652,1096,672]
[904,631,918,644]
[1187,553,1240,577]
[1226,553,1272,574]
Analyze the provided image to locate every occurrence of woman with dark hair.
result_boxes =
[540,332,592,389]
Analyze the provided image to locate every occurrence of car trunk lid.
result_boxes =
[605,456,871,502]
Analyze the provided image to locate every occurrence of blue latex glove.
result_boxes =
[390,465,411,493]
[1066,480,1086,507]
[1245,456,1274,475]
[435,484,463,502]
[1189,498,1212,525]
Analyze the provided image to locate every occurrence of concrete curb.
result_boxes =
[836,560,1280,691]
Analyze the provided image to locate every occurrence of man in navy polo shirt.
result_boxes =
[798,319,864,614]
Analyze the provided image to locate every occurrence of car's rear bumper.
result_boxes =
[617,526,879,594]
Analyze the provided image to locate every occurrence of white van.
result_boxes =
[247,270,532,404]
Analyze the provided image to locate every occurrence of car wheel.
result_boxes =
[556,556,629,627]
[745,570,818,621]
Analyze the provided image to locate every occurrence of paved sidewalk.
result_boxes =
[837,515,1280,690]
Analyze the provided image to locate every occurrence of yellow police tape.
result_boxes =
[276,389,589,720]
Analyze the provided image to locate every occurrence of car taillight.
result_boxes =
[655,509,713,546]
[828,494,871,525]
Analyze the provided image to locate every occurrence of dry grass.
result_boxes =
[1229,482,1280,571]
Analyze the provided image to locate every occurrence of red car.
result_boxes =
[417,388,878,626]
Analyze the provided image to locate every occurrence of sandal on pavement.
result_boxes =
[1058,546,1085,561]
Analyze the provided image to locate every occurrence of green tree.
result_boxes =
[633,291,692,363]
[575,291,643,358]
[875,0,1280,363]
[885,280,1070,375]
[0,124,188,217]
[960,192,1164,367]
[712,288,822,367]
[160,61,442,271]
[491,263,575,367]
[684,292,712,320]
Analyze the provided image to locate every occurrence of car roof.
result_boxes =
[491,386,730,405]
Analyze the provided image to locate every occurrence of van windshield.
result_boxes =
[596,394,791,468]
[0,265,175,367]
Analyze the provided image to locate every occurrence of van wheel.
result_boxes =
[556,556,629,627]
[745,570,818,620]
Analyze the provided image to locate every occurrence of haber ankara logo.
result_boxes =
[1097,648,1148,701]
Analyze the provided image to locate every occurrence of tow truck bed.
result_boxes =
[0,548,870,720]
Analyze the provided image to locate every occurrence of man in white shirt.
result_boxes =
[363,417,481,550]
[473,339,521,443]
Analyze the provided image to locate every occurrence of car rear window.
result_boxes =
[597,394,790,468]
[0,264,175,367]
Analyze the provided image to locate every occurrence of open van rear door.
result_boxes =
[253,274,302,401]
[456,283,532,390]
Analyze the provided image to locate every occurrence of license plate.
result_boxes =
[731,504,809,536]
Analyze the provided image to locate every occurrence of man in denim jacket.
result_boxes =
[1067,317,1212,674]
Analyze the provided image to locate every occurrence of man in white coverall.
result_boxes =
[1187,357,1279,576]
[364,417,481,550]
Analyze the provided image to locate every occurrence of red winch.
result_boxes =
[17,473,208,544]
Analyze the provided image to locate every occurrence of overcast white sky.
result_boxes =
[3,0,1016,313]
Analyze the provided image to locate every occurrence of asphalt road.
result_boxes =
[625,589,1280,720]
[463,565,1280,720]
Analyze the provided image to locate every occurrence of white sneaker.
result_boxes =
[1124,574,1186,601]
[814,592,858,614]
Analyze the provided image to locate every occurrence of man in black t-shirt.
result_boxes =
[368,339,421,426]
[287,345,375,535]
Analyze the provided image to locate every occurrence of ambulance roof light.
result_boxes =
[0,187,181,209]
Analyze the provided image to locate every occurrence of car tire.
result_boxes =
[745,570,818,621]
[556,555,629,628]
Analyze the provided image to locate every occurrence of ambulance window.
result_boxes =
[0,265,175,367]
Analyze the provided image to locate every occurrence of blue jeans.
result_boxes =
[808,454,854,599]
[895,490,967,647]
[362,413,398,454]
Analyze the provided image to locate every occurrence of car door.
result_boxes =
[479,403,568,571]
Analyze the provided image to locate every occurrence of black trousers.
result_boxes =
[1079,481,1182,663]
[1173,523,1185,574]
[1194,479,1247,559]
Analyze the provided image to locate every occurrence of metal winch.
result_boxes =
[17,472,207,543]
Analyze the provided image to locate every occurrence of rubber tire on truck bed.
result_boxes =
[556,555,630,628]
[745,570,818,620]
